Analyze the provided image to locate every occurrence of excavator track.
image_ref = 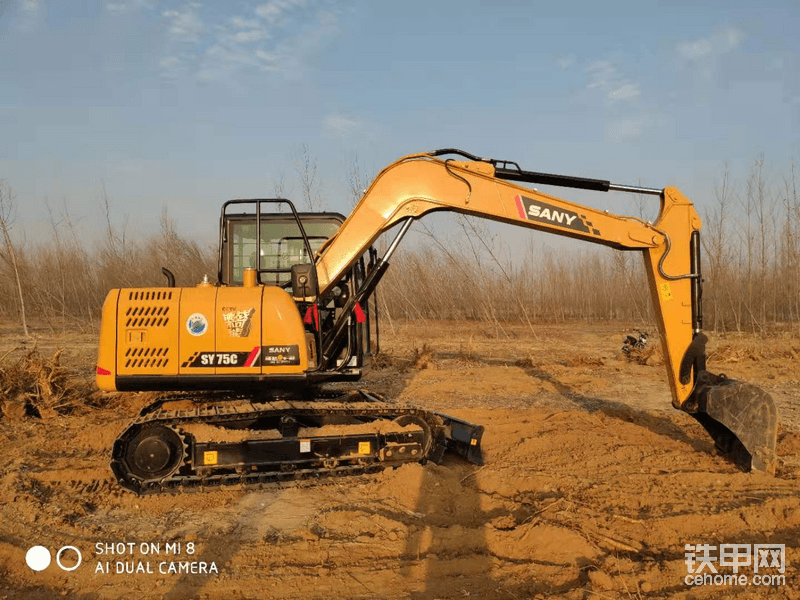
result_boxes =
[111,390,483,495]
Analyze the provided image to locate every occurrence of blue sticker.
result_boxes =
[186,313,208,336]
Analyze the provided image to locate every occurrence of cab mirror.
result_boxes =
[291,264,317,298]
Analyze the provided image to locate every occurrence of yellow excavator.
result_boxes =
[97,149,778,494]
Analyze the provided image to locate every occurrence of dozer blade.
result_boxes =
[685,371,778,474]
[435,412,484,465]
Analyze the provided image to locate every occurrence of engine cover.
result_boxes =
[96,285,310,392]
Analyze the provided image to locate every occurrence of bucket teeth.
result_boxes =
[685,371,778,474]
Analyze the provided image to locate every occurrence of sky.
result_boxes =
[1,0,799,248]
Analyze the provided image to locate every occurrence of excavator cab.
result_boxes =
[216,199,379,379]
[218,204,341,287]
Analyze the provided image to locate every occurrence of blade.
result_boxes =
[687,371,778,473]
[435,412,485,465]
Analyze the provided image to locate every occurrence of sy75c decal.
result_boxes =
[181,345,300,368]
[515,195,601,236]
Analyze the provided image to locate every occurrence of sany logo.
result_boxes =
[514,195,595,235]
[266,346,293,353]
[526,204,578,226]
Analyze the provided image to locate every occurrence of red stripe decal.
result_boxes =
[96,366,111,376]
[304,306,319,329]
[354,302,366,323]
[244,346,260,367]
[515,195,527,220]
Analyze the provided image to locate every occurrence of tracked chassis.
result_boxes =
[112,390,484,495]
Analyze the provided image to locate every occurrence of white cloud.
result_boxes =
[223,14,271,45]
[325,114,359,136]
[584,57,646,138]
[230,17,260,29]
[230,29,269,43]
[586,60,640,102]
[162,3,204,42]
[677,27,745,60]
[160,56,181,69]
[255,0,307,25]
[156,1,339,83]
[107,0,154,12]
[17,0,41,32]
[605,117,644,142]
[553,54,575,70]
[608,83,640,101]
[196,8,337,82]
[195,44,284,81]
[254,49,282,70]
[158,50,197,77]
[586,60,616,89]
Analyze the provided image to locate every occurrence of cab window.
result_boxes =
[229,219,340,285]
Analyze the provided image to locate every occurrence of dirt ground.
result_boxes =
[0,319,798,599]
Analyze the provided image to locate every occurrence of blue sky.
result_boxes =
[1,0,798,245]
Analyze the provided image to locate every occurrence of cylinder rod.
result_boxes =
[608,183,662,195]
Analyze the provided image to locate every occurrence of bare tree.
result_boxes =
[273,170,288,200]
[0,180,29,337]
[703,162,733,332]
[293,144,323,211]
[44,196,68,329]
[346,155,369,208]
[751,157,771,328]
[101,181,127,261]
[781,160,799,327]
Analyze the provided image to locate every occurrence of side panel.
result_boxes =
[110,285,310,389]
[178,287,217,375]
[116,289,180,377]
[96,289,120,391]
[214,287,264,373]
[260,287,309,374]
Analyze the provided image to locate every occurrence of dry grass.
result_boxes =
[370,352,395,370]
[0,346,99,418]
[410,344,437,370]
[562,355,606,368]
[623,344,664,367]
[708,343,800,363]
[514,355,539,369]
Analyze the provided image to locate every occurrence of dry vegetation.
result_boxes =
[0,180,216,330]
[0,345,102,419]
[0,158,798,339]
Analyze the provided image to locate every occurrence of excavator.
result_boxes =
[96,149,779,495]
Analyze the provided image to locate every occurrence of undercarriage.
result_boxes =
[112,390,484,495]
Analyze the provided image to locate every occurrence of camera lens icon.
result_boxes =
[25,546,51,571]
[26,546,82,572]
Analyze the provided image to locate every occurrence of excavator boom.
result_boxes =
[312,149,778,472]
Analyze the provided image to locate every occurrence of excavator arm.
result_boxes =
[313,150,778,473]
